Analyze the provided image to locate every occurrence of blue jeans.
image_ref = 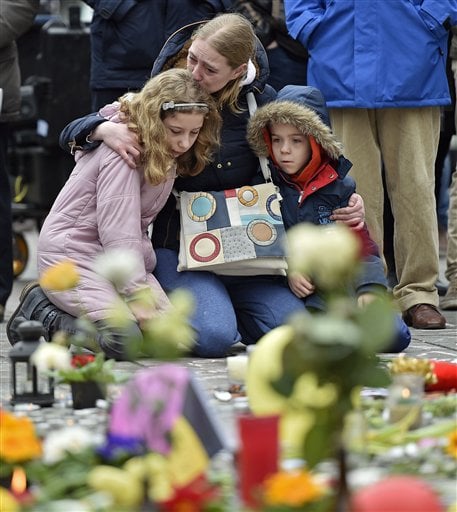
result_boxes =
[153,249,305,358]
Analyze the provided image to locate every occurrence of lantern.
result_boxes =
[9,320,54,406]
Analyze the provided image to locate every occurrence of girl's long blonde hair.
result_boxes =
[191,13,257,112]
[119,68,220,185]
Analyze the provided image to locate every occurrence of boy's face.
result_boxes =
[270,123,311,175]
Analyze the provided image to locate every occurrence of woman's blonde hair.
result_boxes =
[119,68,220,184]
[191,13,257,112]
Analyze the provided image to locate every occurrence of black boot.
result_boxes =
[6,282,78,345]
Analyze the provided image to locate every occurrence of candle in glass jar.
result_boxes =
[386,374,424,428]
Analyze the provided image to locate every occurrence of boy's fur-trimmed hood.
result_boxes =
[247,86,343,161]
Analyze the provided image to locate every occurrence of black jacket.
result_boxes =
[84,0,232,91]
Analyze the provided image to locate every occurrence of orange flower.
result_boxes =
[262,470,325,507]
[40,260,80,291]
[446,429,457,459]
[0,410,42,463]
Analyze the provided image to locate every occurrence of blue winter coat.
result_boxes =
[246,85,388,309]
[284,0,457,108]
[84,0,232,91]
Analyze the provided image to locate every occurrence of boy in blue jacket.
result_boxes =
[247,85,411,351]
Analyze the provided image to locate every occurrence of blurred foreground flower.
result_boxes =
[93,249,143,290]
[42,426,101,465]
[286,223,361,290]
[31,342,72,373]
[261,469,330,510]
[446,429,457,459]
[39,259,79,291]
[0,410,42,465]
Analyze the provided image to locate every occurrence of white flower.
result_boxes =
[42,426,100,464]
[286,223,361,290]
[93,248,142,289]
[31,342,72,373]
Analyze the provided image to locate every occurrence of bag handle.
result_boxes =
[246,92,273,183]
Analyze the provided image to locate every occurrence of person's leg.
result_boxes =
[384,315,411,353]
[223,275,306,345]
[0,123,14,321]
[94,320,143,360]
[442,169,457,309]
[153,249,241,357]
[6,283,138,359]
[441,59,457,310]
[379,107,442,317]
[329,109,385,253]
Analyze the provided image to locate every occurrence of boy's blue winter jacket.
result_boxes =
[247,84,388,309]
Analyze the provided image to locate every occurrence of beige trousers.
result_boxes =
[330,107,441,312]
[446,61,457,284]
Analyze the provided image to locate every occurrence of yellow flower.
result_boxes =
[446,429,457,459]
[263,469,325,507]
[0,410,42,463]
[40,260,80,291]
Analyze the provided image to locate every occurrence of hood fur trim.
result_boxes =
[247,101,343,161]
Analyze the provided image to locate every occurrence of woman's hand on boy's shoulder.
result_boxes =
[331,192,365,230]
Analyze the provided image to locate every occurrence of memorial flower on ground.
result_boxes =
[446,429,457,459]
[261,469,331,511]
[0,410,42,465]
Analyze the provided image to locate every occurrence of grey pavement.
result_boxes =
[1,226,456,449]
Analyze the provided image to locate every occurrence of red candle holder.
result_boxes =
[237,413,279,509]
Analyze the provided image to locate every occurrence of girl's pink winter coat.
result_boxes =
[37,104,175,322]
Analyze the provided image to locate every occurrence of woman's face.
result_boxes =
[187,38,246,94]
[163,111,205,158]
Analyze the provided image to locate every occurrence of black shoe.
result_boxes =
[6,282,49,345]
[0,304,4,323]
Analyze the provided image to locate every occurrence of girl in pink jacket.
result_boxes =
[8,68,221,360]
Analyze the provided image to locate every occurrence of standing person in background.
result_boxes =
[230,0,308,90]
[0,0,39,322]
[285,0,457,329]
[441,26,457,311]
[83,0,233,111]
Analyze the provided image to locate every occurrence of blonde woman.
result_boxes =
[8,69,220,359]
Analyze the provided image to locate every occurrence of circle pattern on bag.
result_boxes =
[189,233,221,262]
[247,220,277,246]
[187,192,216,221]
[237,186,259,207]
[266,194,282,221]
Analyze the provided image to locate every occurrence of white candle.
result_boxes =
[226,355,249,385]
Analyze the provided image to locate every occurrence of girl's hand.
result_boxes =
[331,193,365,230]
[94,122,142,168]
[288,272,315,298]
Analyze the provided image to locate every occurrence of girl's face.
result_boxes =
[270,123,312,175]
[163,111,205,158]
[187,38,246,94]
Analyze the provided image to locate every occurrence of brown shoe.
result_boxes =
[403,304,446,329]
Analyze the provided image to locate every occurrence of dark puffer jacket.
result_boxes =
[247,85,387,309]
[84,0,232,91]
